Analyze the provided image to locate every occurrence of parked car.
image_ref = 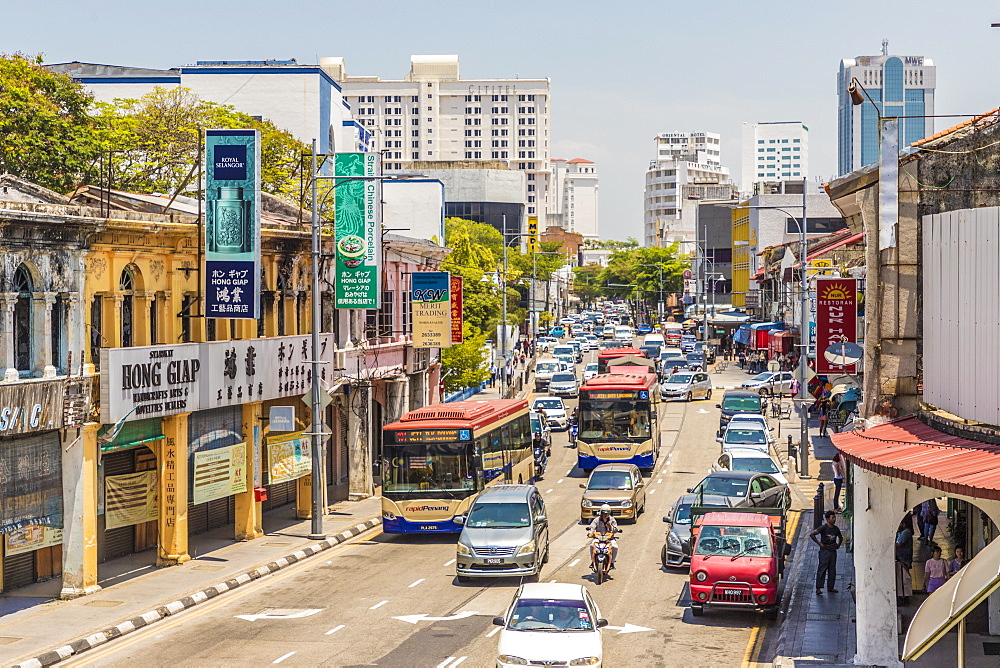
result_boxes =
[532,397,569,430]
[579,463,646,522]
[688,471,789,510]
[493,582,607,668]
[661,492,734,568]
[724,413,772,433]
[660,371,713,401]
[456,485,549,581]
[712,448,788,486]
[536,336,559,353]
[742,371,794,396]
[583,362,599,382]
[717,426,772,454]
[534,359,561,391]
[717,390,765,434]
[549,372,581,398]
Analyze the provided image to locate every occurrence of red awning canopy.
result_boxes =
[831,417,1000,500]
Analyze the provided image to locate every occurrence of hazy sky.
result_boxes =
[4,1,998,240]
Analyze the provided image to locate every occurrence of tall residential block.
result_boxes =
[740,122,809,194]
[549,158,599,239]
[838,48,935,175]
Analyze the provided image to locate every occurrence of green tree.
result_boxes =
[93,87,308,201]
[598,244,689,308]
[0,53,99,191]
[573,264,604,309]
[440,328,490,392]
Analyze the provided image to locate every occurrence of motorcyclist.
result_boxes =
[587,504,619,570]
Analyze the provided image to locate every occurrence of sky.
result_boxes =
[3,0,999,241]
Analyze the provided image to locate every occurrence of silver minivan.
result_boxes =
[660,371,713,401]
[455,485,550,581]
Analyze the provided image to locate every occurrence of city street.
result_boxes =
[63,350,769,668]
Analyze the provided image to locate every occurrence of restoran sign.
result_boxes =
[814,277,858,375]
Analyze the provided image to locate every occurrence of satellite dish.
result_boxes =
[824,341,863,366]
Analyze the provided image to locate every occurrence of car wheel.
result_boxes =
[686,392,693,402]
[691,604,704,617]
[661,545,668,568]
[543,543,550,564]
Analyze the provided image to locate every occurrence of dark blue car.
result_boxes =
[637,323,653,334]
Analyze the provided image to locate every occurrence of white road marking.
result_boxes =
[370,600,389,609]
[393,611,480,624]
[569,559,580,568]
[444,558,456,566]
[557,479,564,484]
[661,469,668,474]
[408,578,425,588]
[273,652,296,664]
[437,658,456,668]
[486,626,502,638]
[450,658,468,667]
[657,478,663,484]
[649,489,657,495]
[604,623,655,634]
[236,608,322,622]
[550,578,558,582]
[325,624,346,635]
[566,469,574,475]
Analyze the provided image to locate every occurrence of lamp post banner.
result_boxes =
[205,129,261,319]
[450,275,464,344]
[334,152,380,308]
[412,271,452,349]
[814,277,858,374]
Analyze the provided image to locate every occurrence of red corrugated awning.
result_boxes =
[831,417,1000,500]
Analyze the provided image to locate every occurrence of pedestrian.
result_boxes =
[738,350,746,369]
[949,546,969,574]
[790,376,801,398]
[489,364,498,388]
[895,514,914,605]
[831,451,846,511]
[810,511,843,594]
[921,499,941,543]
[924,546,949,593]
[913,504,926,541]
[818,400,830,438]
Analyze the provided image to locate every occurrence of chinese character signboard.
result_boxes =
[334,152,380,308]
[0,433,63,534]
[267,431,312,484]
[527,216,539,253]
[412,272,451,349]
[450,275,464,344]
[205,129,261,318]
[814,278,858,375]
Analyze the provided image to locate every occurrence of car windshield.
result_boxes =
[551,373,576,383]
[667,374,693,384]
[508,598,594,631]
[751,373,773,381]
[587,470,633,490]
[722,396,762,411]
[694,476,749,499]
[466,502,531,528]
[694,526,772,557]
[383,442,477,495]
[579,397,652,442]
[534,399,564,411]
[732,457,780,474]
[585,363,598,372]
[724,429,768,445]
[673,503,693,525]
[536,362,559,372]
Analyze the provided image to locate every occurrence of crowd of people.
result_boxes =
[893,499,966,605]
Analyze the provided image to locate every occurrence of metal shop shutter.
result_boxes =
[186,407,242,535]
[3,551,36,591]
[264,480,296,511]
[100,449,136,562]
[339,413,349,484]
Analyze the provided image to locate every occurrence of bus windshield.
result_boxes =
[579,397,652,441]
[383,442,477,496]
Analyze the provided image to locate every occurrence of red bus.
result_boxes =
[577,372,662,471]
[381,399,534,534]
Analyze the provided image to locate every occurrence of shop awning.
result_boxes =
[830,416,1000,500]
[750,322,784,331]
[902,535,1000,661]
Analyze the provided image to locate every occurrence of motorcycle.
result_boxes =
[569,420,578,446]
[590,530,621,584]
[533,445,548,479]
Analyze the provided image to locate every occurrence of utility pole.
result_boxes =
[798,177,810,477]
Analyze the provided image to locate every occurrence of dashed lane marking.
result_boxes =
[370,600,389,610]
[649,489,657,494]
[444,559,456,567]
[273,652,295,664]
[546,488,554,494]
[557,479,564,484]
[657,478,663,484]
[408,578,425,588]
[569,559,580,568]
[487,626,502,638]
[325,624,345,635]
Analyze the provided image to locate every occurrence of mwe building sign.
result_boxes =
[814,277,858,375]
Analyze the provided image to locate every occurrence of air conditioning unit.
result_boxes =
[333,349,347,371]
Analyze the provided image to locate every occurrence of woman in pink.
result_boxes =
[924,546,949,593]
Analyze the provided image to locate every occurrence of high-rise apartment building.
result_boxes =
[643,132,728,248]
[549,158,599,239]
[740,122,809,194]
[323,55,551,236]
[838,46,936,175]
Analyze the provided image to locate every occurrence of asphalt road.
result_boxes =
[66,346,769,668]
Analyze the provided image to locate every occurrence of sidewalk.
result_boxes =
[0,495,383,667]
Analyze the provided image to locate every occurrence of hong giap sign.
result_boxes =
[100,334,333,423]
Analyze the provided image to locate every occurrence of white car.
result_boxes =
[712,447,789,486]
[536,336,560,352]
[583,362,599,381]
[532,397,569,431]
[717,425,772,454]
[573,337,594,352]
[725,413,773,434]
[742,371,795,396]
[495,582,606,668]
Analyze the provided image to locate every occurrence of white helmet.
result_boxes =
[600,504,611,514]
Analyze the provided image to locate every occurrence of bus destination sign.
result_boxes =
[585,391,638,400]
[389,428,472,443]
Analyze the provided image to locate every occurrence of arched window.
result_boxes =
[12,264,32,372]
[120,266,136,348]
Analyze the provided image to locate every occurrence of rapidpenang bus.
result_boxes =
[381,399,534,534]
[577,372,662,472]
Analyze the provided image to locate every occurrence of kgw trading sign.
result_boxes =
[412,272,451,349]
[205,129,261,319]
[814,277,858,375]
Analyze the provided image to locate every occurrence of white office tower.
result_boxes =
[740,122,809,194]
[549,158,599,239]
[324,55,551,230]
[643,132,728,248]
[838,45,935,175]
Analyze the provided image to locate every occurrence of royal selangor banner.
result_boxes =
[334,152,380,309]
[266,431,312,485]
[192,442,248,505]
[205,129,261,319]
[105,470,158,530]
[815,277,858,375]
[450,275,464,345]
[412,272,451,349]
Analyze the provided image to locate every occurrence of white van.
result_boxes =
[614,325,634,343]
[643,333,665,347]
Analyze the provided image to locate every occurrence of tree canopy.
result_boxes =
[572,243,690,311]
